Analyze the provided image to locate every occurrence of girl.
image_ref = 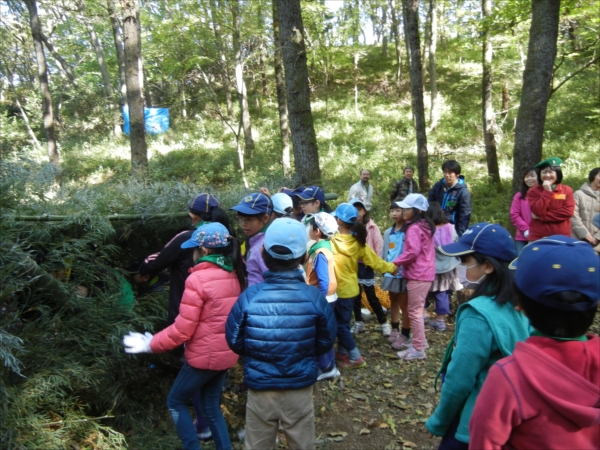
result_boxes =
[392,194,436,360]
[426,202,462,331]
[348,198,390,336]
[381,202,411,349]
[123,223,246,450]
[330,203,397,369]
[425,222,529,449]
[510,167,536,255]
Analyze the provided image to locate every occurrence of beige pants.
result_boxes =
[245,385,315,450]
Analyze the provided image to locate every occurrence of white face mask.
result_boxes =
[457,263,486,288]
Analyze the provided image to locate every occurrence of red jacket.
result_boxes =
[469,335,600,449]
[150,261,240,371]
[527,184,575,241]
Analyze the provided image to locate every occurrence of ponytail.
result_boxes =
[350,220,368,246]
[211,207,236,238]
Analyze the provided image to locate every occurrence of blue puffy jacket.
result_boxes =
[226,270,337,390]
[428,176,472,236]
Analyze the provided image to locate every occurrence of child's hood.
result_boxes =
[514,335,600,428]
[330,233,361,257]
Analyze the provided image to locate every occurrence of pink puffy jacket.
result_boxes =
[150,261,240,370]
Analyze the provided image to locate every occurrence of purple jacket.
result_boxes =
[510,193,531,242]
[246,232,268,286]
[393,220,436,282]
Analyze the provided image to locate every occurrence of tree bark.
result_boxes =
[482,0,500,186]
[390,0,402,81]
[403,0,429,190]
[512,0,560,194]
[277,0,321,185]
[381,5,388,57]
[402,1,412,68]
[3,68,42,150]
[272,0,291,176]
[121,0,147,175]
[39,32,78,88]
[231,0,255,157]
[25,0,59,169]
[428,0,439,131]
[107,0,127,102]
[208,0,233,118]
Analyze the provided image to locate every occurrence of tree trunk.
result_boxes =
[107,0,127,102]
[390,0,402,81]
[403,0,429,190]
[482,0,500,186]
[231,0,255,157]
[277,0,321,185]
[208,0,233,118]
[354,52,361,114]
[25,0,59,169]
[121,0,147,175]
[381,5,388,57]
[428,0,439,131]
[272,0,291,176]
[39,32,78,88]
[501,81,509,121]
[5,72,42,150]
[402,1,412,68]
[512,0,560,194]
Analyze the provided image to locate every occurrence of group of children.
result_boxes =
[121,181,599,450]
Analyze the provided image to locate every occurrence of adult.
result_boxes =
[428,160,472,236]
[390,165,419,201]
[527,157,575,242]
[509,167,537,255]
[571,167,600,253]
[348,169,374,211]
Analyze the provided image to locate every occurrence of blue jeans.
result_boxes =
[167,363,231,450]
[515,240,527,256]
[334,296,359,359]
[317,300,336,371]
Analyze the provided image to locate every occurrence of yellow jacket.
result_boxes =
[330,233,396,298]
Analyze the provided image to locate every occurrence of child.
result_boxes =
[425,222,529,449]
[306,212,340,380]
[391,194,436,360]
[226,218,337,450]
[381,202,411,349]
[348,198,390,336]
[123,223,246,450]
[330,203,397,369]
[509,167,536,255]
[230,192,273,286]
[296,185,332,225]
[469,235,599,449]
[426,202,462,331]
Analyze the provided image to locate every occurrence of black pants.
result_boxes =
[354,284,387,324]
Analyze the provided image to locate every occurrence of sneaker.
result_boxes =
[197,428,212,442]
[360,308,372,321]
[317,365,341,381]
[391,334,411,350]
[397,345,426,360]
[387,329,400,343]
[429,320,447,331]
[351,321,365,334]
[338,355,367,369]
[380,323,392,337]
[335,352,350,363]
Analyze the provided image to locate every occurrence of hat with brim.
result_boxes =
[272,193,293,216]
[438,222,516,262]
[535,157,563,169]
[334,203,358,223]
[348,197,366,209]
[181,222,231,249]
[230,192,273,215]
[264,218,307,260]
[296,186,325,205]
[188,193,219,215]
[395,193,429,211]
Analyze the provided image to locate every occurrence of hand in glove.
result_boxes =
[123,331,154,354]
[524,230,529,239]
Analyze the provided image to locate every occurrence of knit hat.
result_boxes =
[188,193,219,215]
[438,222,516,262]
[181,222,231,249]
[264,218,307,260]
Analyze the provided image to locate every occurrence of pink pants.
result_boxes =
[407,280,433,351]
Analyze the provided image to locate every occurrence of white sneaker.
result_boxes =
[317,365,341,381]
[380,323,392,337]
[351,321,365,334]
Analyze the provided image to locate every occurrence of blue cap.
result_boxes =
[438,222,516,262]
[188,193,219,214]
[264,218,307,260]
[348,198,366,209]
[272,193,293,216]
[334,203,359,224]
[511,236,599,311]
[181,222,231,249]
[296,186,325,205]
[230,192,273,215]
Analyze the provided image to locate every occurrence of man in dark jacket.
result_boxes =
[428,160,472,236]
[226,218,337,450]
[390,165,419,201]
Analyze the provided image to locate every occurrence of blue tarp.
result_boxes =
[122,106,170,135]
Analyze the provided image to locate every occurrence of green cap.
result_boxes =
[535,157,562,169]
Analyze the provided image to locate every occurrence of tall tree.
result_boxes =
[389,0,402,81]
[121,0,147,175]
[208,0,233,118]
[512,0,561,193]
[481,0,500,185]
[277,0,322,185]
[403,0,429,190]
[107,0,127,102]
[231,0,255,157]
[272,0,291,176]
[25,0,59,169]
[428,0,439,131]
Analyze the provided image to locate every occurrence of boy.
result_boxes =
[469,235,600,449]
[428,160,471,236]
[230,192,273,286]
[226,218,337,450]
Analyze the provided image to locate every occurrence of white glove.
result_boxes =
[123,331,153,354]
[524,230,529,239]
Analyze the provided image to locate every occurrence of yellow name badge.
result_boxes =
[554,194,566,200]
[389,242,396,249]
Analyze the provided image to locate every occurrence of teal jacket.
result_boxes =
[425,295,529,443]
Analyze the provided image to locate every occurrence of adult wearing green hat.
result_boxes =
[526,157,575,242]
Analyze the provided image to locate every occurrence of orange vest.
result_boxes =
[305,246,337,297]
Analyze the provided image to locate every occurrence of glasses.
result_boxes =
[299,200,315,207]
[237,216,260,226]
